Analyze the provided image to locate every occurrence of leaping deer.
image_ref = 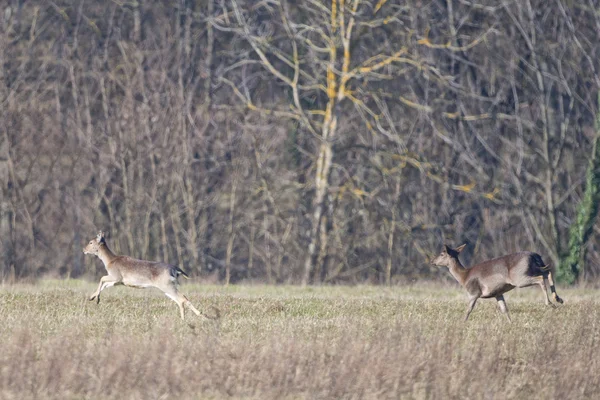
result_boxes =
[432,244,563,321]
[83,231,214,320]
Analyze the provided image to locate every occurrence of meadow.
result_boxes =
[0,281,599,399]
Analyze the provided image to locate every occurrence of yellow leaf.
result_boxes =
[484,188,500,200]
[443,111,460,119]
[455,181,476,193]
[352,188,367,198]
[417,27,431,45]
[374,0,388,13]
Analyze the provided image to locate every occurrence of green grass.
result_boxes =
[0,281,599,399]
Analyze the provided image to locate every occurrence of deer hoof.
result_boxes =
[555,296,564,304]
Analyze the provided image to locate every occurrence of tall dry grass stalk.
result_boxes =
[0,282,598,399]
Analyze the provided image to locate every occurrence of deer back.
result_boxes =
[108,256,175,286]
[468,251,547,287]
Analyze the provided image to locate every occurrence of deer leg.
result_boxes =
[465,296,479,321]
[537,275,555,307]
[181,295,202,317]
[496,295,511,322]
[546,271,564,304]
[89,279,106,302]
[89,276,118,304]
[167,291,209,320]
[178,301,185,320]
[93,281,117,304]
[164,292,186,320]
[97,281,117,304]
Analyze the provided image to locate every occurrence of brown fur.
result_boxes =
[83,231,213,320]
[432,244,564,321]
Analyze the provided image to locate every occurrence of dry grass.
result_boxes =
[0,281,599,399]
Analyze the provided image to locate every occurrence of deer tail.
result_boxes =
[174,267,190,279]
[540,264,551,272]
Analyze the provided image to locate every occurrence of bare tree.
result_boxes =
[2,0,600,284]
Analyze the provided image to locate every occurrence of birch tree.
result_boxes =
[215,0,478,283]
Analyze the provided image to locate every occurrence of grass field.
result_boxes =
[0,280,599,399]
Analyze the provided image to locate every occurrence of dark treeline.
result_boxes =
[2,0,600,284]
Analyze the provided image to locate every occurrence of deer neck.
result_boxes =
[447,259,469,286]
[97,245,117,266]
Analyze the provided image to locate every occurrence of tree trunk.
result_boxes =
[302,140,334,285]
[386,179,401,286]
[225,178,236,286]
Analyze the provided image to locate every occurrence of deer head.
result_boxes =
[83,231,106,255]
[431,244,466,267]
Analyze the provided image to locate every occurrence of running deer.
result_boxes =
[83,231,213,320]
[432,244,563,321]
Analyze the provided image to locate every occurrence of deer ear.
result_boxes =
[455,243,467,253]
[444,244,452,254]
[96,231,105,243]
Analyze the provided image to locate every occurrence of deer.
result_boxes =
[432,244,563,322]
[83,231,215,321]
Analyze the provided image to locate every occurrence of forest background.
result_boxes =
[2,0,600,285]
